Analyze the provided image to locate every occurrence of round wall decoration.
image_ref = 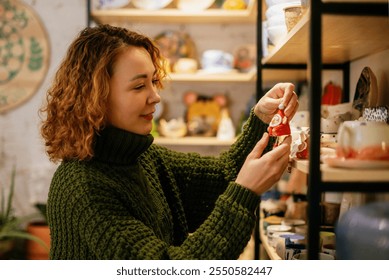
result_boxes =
[0,0,50,113]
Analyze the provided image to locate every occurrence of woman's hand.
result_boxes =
[235,133,291,195]
[254,83,299,124]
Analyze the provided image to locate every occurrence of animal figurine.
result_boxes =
[183,91,228,137]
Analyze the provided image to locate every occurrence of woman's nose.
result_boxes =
[148,88,161,104]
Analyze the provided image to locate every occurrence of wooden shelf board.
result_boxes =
[262,69,307,82]
[263,11,389,65]
[321,164,389,182]
[168,70,256,82]
[292,159,389,182]
[91,1,257,24]
[167,69,306,83]
[154,137,234,146]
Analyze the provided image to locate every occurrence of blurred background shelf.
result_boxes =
[168,70,256,82]
[168,69,306,83]
[154,137,235,156]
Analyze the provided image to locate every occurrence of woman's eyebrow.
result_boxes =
[129,73,148,81]
[129,70,157,82]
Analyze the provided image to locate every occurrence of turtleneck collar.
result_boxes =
[93,126,154,165]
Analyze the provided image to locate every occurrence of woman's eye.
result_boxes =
[134,84,145,90]
[152,78,160,85]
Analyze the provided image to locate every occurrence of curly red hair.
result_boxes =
[40,25,167,163]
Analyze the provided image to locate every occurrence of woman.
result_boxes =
[40,24,298,260]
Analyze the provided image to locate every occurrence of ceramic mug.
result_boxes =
[336,121,389,160]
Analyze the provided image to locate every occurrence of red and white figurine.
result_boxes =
[268,103,291,147]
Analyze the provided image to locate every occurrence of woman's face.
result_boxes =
[107,46,161,135]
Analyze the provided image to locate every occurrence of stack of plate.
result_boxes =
[265,0,301,46]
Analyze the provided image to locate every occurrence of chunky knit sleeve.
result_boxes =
[170,182,261,259]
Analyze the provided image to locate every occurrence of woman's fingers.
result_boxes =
[248,132,269,159]
[284,92,299,119]
[263,136,291,162]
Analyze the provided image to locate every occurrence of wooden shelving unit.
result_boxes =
[89,0,262,148]
[90,0,306,83]
[257,0,389,260]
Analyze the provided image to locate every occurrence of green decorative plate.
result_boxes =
[0,0,50,113]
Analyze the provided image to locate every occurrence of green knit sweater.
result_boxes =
[47,110,270,259]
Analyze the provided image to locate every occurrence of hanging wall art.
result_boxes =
[0,0,50,113]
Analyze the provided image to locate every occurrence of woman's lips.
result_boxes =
[141,113,153,121]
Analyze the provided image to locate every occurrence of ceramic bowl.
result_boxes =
[176,0,215,11]
[267,24,288,46]
[267,225,292,236]
[173,58,198,73]
[132,0,172,10]
[267,14,286,27]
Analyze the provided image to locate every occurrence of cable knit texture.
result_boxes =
[47,110,271,259]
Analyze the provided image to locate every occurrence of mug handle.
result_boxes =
[337,125,353,157]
